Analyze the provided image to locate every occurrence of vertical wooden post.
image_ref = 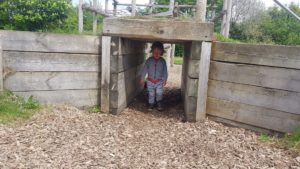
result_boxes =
[170,44,175,67]
[132,0,136,16]
[105,0,109,13]
[221,0,228,37]
[78,0,83,33]
[169,0,175,16]
[101,36,111,113]
[149,0,154,14]
[113,1,117,16]
[0,38,3,91]
[224,0,232,38]
[92,0,97,34]
[196,0,207,22]
[196,42,212,121]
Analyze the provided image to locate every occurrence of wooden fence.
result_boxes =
[0,30,101,107]
[207,42,300,133]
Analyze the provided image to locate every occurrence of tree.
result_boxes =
[0,0,71,31]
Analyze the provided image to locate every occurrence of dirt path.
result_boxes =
[0,65,299,168]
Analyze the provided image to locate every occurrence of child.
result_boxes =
[140,41,168,111]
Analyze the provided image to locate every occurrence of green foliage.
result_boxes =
[88,105,101,113]
[230,3,300,46]
[0,0,71,31]
[0,90,40,124]
[215,33,240,43]
[174,56,183,65]
[175,44,184,57]
[259,133,271,142]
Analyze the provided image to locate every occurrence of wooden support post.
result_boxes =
[105,0,109,13]
[149,0,154,14]
[101,36,111,113]
[92,0,97,34]
[196,42,212,121]
[224,0,232,38]
[132,0,137,16]
[78,0,83,33]
[169,0,175,16]
[196,0,207,22]
[221,0,228,37]
[170,44,175,67]
[0,38,3,91]
[113,2,117,16]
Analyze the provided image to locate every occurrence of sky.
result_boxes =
[72,0,300,10]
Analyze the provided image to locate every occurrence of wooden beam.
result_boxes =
[212,42,300,69]
[0,38,3,91]
[170,44,175,67]
[78,0,83,33]
[0,30,101,54]
[105,0,109,13]
[207,97,300,133]
[4,51,100,72]
[196,42,212,121]
[103,18,214,41]
[101,36,111,113]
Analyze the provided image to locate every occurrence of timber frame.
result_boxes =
[101,17,214,121]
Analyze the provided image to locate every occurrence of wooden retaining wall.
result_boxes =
[0,30,101,107]
[208,42,300,133]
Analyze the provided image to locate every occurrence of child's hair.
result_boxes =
[150,41,165,55]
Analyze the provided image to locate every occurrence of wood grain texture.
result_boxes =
[212,42,300,69]
[14,90,99,107]
[210,61,300,92]
[4,72,99,91]
[208,80,300,115]
[3,51,100,72]
[0,30,100,54]
[207,97,300,133]
[0,39,2,91]
[103,18,214,41]
[196,42,211,121]
[101,36,111,113]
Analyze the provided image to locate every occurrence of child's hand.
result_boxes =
[140,79,145,85]
[163,81,167,86]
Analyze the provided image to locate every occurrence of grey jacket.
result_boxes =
[141,57,168,82]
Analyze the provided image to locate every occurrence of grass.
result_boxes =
[87,105,101,113]
[174,56,183,65]
[0,90,40,124]
[259,129,300,154]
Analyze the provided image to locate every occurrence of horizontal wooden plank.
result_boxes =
[3,51,100,72]
[14,90,99,107]
[4,72,99,91]
[103,18,214,41]
[210,61,300,92]
[0,30,101,54]
[212,42,300,69]
[207,97,300,133]
[208,80,300,115]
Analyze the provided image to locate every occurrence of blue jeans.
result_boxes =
[147,81,164,105]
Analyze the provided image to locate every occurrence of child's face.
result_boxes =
[152,48,163,60]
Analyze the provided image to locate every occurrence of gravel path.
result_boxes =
[0,65,299,168]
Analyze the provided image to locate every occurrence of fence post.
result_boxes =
[0,38,3,91]
[196,42,212,121]
[131,0,136,16]
[78,0,83,33]
[92,0,97,34]
[101,36,111,113]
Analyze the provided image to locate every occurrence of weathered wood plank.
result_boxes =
[0,30,101,54]
[101,36,111,113]
[4,72,99,91]
[212,42,300,69]
[0,39,3,91]
[208,80,300,115]
[210,61,300,92]
[103,18,214,41]
[196,42,211,121]
[207,97,300,133]
[14,90,99,107]
[3,51,100,72]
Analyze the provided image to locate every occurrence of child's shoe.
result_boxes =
[157,102,164,111]
[148,103,154,111]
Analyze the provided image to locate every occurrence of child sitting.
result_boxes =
[140,41,168,111]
